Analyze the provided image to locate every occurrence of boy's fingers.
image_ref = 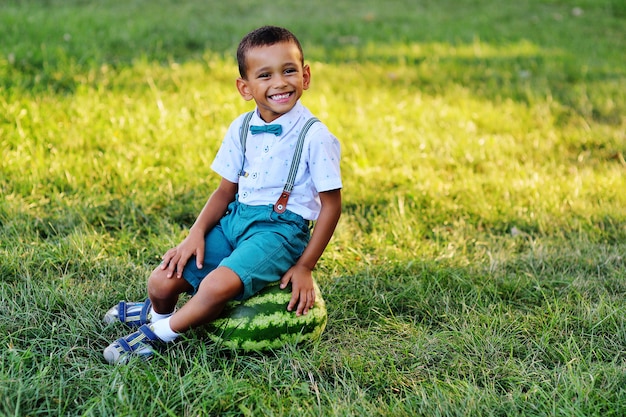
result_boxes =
[165,254,179,277]
[287,292,298,312]
[196,248,204,269]
[161,249,175,269]
[176,255,189,278]
[287,287,316,316]
[279,271,292,289]
[295,290,312,316]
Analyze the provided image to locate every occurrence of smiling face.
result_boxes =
[236,41,311,123]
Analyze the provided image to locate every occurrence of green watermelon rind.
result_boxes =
[206,281,327,351]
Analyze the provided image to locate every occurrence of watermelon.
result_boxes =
[206,280,327,351]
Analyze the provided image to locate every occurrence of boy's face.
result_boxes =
[236,41,310,123]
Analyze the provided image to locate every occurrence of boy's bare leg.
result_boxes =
[169,266,243,333]
[147,266,194,314]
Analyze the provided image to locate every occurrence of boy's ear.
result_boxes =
[236,77,254,101]
[303,64,311,90]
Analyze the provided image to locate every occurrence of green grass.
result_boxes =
[1,0,625,415]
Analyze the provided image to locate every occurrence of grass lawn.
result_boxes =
[1,0,625,415]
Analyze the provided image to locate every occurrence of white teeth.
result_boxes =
[271,93,290,100]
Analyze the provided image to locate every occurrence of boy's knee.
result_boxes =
[196,267,243,303]
[147,268,166,298]
[148,267,186,300]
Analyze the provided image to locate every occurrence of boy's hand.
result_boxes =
[280,264,315,316]
[161,229,205,279]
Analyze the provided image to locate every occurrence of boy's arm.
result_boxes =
[161,178,237,278]
[280,188,342,316]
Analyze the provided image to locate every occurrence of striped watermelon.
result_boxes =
[206,280,327,351]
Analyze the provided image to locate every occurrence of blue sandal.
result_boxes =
[103,299,152,327]
[103,324,161,364]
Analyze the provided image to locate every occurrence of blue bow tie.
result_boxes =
[250,124,282,136]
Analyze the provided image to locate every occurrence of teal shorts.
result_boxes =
[181,200,311,300]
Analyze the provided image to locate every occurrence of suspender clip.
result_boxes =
[274,191,290,214]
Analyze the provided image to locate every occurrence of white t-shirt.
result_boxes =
[211,101,342,220]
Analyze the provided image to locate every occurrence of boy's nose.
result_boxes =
[273,75,288,88]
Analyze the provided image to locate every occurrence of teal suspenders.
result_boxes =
[237,111,254,178]
[238,111,320,213]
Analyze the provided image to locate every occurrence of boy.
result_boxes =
[103,26,342,364]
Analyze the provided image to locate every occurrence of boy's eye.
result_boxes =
[258,73,270,78]
[285,68,296,74]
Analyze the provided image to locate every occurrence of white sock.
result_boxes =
[151,317,179,343]
[149,307,174,323]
